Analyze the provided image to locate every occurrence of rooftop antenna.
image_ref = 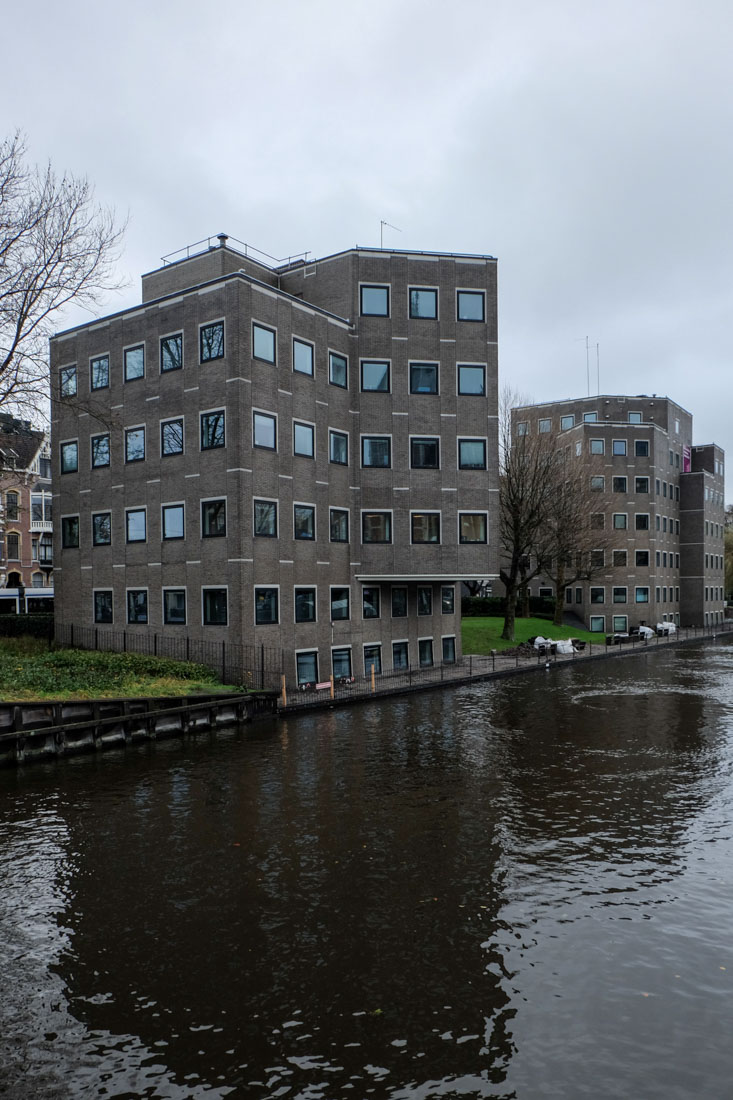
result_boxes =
[596,342,600,395]
[575,336,590,395]
[380,220,402,248]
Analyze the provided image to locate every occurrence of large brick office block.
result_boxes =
[51,236,498,684]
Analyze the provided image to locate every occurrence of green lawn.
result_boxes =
[0,638,237,702]
[462,616,605,654]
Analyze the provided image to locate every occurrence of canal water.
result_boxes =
[2,640,733,1099]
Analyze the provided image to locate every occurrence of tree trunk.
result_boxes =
[501,588,517,641]
[553,563,566,626]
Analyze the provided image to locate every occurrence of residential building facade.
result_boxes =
[512,395,725,631]
[0,413,53,600]
[51,236,499,684]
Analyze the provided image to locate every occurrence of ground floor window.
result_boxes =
[364,644,382,676]
[332,648,352,679]
[94,590,113,624]
[612,615,628,633]
[296,651,318,686]
[203,587,228,625]
[392,641,409,669]
[127,589,148,624]
[590,615,605,632]
[163,589,186,625]
[419,638,434,667]
[442,636,456,664]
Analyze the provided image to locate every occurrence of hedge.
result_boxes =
[0,613,55,639]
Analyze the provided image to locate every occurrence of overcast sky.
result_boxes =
[4,0,732,490]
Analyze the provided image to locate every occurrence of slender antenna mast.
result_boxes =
[380,220,402,248]
[596,342,600,395]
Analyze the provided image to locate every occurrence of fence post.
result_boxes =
[330,675,334,700]
[222,641,226,683]
[371,665,376,693]
[123,630,126,653]
[70,622,74,648]
[281,675,287,707]
[95,627,98,650]
[154,633,158,657]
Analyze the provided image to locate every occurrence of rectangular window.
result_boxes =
[459,512,487,543]
[124,427,145,463]
[361,360,390,392]
[200,410,225,450]
[294,504,315,540]
[127,589,148,624]
[583,412,597,422]
[612,514,627,529]
[91,434,110,468]
[329,351,348,388]
[60,440,78,474]
[254,499,277,537]
[90,354,109,390]
[410,362,438,394]
[293,421,315,458]
[442,636,456,664]
[94,590,113,624]
[92,512,111,546]
[590,587,604,604]
[411,512,440,543]
[293,338,314,376]
[613,587,627,604]
[458,439,486,470]
[628,411,642,423]
[252,323,276,363]
[613,549,628,567]
[392,587,407,617]
[612,439,627,456]
[409,287,437,319]
[161,417,184,456]
[254,587,278,625]
[591,513,604,529]
[539,418,552,432]
[296,652,318,686]
[201,499,226,538]
[294,587,316,623]
[253,411,277,449]
[612,615,628,633]
[635,476,649,493]
[590,615,605,632]
[330,587,350,621]
[362,511,392,543]
[163,589,186,625]
[561,415,575,430]
[162,504,184,540]
[410,437,439,469]
[590,476,605,491]
[60,364,77,397]
[362,587,380,619]
[635,440,649,457]
[457,289,485,321]
[362,436,391,467]
[203,587,228,625]
[161,333,183,372]
[61,515,79,548]
[329,430,348,465]
[591,549,605,569]
[364,644,382,676]
[635,587,650,604]
[663,482,667,497]
[419,638,434,667]
[417,587,433,615]
[516,422,528,436]
[613,476,627,492]
[635,514,650,530]
[457,364,485,395]
[124,345,144,381]
[332,647,352,679]
[590,439,604,455]
[392,641,409,670]
[329,508,349,542]
[360,285,389,316]
[126,508,146,543]
[200,321,224,362]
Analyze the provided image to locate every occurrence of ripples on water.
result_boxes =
[1,642,733,1098]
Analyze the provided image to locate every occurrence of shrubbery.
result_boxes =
[0,613,54,639]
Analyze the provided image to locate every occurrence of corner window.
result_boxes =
[294,588,317,623]
[392,587,407,617]
[362,511,392,543]
[330,587,350,621]
[203,587,228,625]
[126,508,146,542]
[293,421,315,458]
[419,638,434,667]
[253,499,277,537]
[163,589,186,625]
[60,440,79,474]
[411,512,440,544]
[293,339,314,376]
[362,436,391,467]
[329,430,348,465]
[124,427,145,463]
[441,586,455,614]
[200,321,224,362]
[61,515,79,548]
[635,439,649,457]
[94,591,113,624]
[417,587,433,615]
[457,290,485,321]
[92,512,111,546]
[201,410,225,450]
[560,415,575,430]
[590,439,604,455]
[252,323,276,363]
[362,587,380,619]
[161,333,183,372]
[329,351,347,388]
[294,504,315,540]
[162,504,184,540]
[458,439,486,470]
[91,434,110,468]
[458,512,487,543]
[410,437,439,469]
[457,364,485,395]
[329,508,349,542]
[361,360,390,392]
[253,411,277,449]
[161,417,184,456]
[360,285,389,316]
[254,587,278,625]
[60,365,77,397]
[612,439,627,456]
[409,362,438,394]
[201,498,226,538]
[124,345,144,382]
[127,589,148,624]
[409,287,437,319]
[90,355,109,390]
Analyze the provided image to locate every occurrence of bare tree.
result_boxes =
[0,131,126,418]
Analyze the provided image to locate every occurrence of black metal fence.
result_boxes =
[54,622,284,691]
